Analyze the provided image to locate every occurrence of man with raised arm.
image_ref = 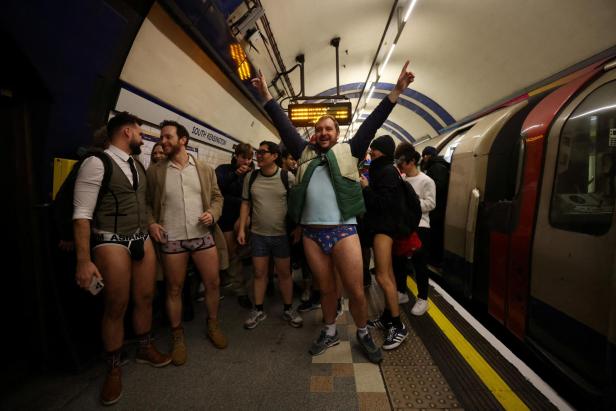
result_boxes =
[251,61,415,363]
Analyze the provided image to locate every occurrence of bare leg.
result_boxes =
[224,230,246,296]
[161,252,190,328]
[303,236,337,324]
[252,256,270,306]
[130,239,157,334]
[94,245,131,352]
[273,257,292,305]
[331,234,368,327]
[372,234,399,317]
[191,246,220,319]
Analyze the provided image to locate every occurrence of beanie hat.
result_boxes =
[422,146,437,157]
[370,135,395,158]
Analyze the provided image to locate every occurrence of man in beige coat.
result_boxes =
[147,120,228,366]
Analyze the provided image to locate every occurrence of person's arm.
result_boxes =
[207,167,224,222]
[237,201,250,245]
[420,177,436,213]
[72,158,103,289]
[74,219,101,289]
[237,173,252,245]
[350,61,415,158]
[146,164,166,242]
[251,70,307,159]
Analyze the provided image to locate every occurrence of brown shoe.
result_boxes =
[171,327,187,366]
[207,318,228,349]
[100,367,122,406]
[136,343,172,367]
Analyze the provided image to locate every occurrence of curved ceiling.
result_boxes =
[243,0,616,142]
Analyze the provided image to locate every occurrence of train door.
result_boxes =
[528,70,616,400]
[443,104,526,296]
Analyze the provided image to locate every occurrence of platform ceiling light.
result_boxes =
[229,43,251,80]
[403,0,418,22]
[288,102,352,127]
[378,43,396,77]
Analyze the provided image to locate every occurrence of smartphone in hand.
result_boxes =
[88,276,105,295]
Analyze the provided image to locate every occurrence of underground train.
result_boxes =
[413,56,616,408]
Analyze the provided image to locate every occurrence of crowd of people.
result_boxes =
[71,61,451,405]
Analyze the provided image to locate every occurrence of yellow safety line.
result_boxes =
[407,277,529,411]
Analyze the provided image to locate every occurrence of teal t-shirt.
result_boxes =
[300,165,357,225]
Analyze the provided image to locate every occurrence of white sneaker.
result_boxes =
[397,292,410,304]
[411,298,428,316]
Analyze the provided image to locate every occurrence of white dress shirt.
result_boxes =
[73,145,139,221]
[162,156,209,241]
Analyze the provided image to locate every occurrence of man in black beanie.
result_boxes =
[369,135,396,158]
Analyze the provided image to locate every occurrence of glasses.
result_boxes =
[256,149,271,156]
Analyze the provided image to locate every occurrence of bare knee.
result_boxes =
[346,286,365,304]
[166,282,183,299]
[375,272,390,288]
[253,269,268,281]
[104,297,128,320]
[134,289,155,307]
[204,275,220,290]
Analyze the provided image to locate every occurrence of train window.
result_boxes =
[440,129,468,163]
[550,80,616,235]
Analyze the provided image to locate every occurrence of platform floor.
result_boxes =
[3,275,560,410]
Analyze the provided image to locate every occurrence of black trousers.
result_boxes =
[393,227,431,299]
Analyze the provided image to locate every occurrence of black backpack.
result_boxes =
[52,151,113,241]
[398,174,422,235]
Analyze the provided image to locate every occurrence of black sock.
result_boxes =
[284,304,292,311]
[380,309,392,323]
[255,304,264,311]
[391,315,403,329]
[336,299,342,311]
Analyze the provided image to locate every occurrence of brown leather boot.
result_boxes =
[136,343,172,367]
[207,318,228,349]
[171,327,187,366]
[101,351,122,406]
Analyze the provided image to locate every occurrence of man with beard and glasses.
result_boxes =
[147,120,228,368]
[73,112,171,406]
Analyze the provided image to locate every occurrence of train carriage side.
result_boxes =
[522,62,616,407]
[432,58,616,407]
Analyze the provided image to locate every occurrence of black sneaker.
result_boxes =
[356,331,383,363]
[309,330,340,356]
[382,324,409,350]
[367,318,388,330]
[298,299,321,313]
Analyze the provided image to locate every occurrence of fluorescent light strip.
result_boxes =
[379,43,396,76]
[366,85,376,102]
[403,0,418,22]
